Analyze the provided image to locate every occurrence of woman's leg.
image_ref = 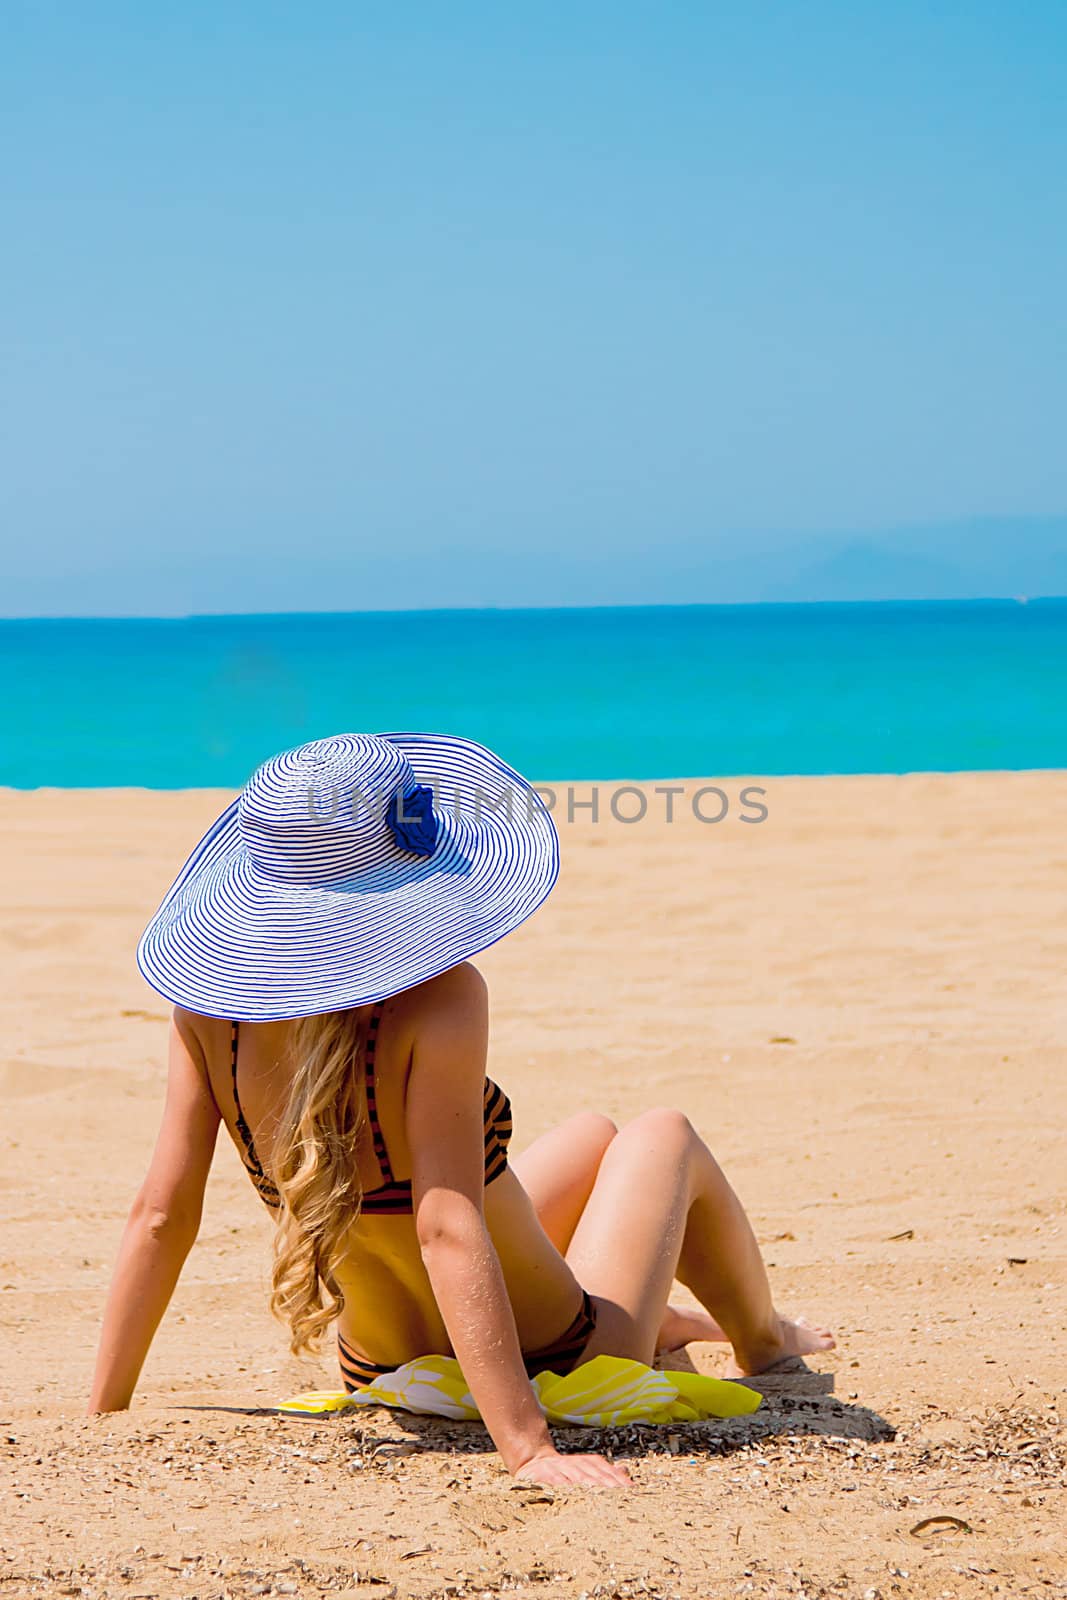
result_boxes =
[513,1112,727,1350]
[566,1108,835,1374]
[511,1113,618,1252]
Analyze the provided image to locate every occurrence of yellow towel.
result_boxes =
[278,1353,761,1426]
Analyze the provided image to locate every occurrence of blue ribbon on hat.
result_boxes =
[386,783,439,856]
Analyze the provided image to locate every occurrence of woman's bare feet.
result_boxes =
[724,1314,836,1377]
[656,1303,729,1352]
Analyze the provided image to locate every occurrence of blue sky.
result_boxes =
[2,2,1065,614]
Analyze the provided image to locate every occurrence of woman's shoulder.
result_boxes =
[385,961,488,1041]
[167,970,488,1058]
[413,960,487,1006]
[170,1006,231,1068]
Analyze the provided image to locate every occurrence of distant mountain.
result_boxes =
[759,541,967,602]
[3,514,1065,616]
[751,516,1067,603]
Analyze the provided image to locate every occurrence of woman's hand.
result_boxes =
[514,1446,632,1489]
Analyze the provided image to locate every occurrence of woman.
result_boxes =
[89,733,834,1489]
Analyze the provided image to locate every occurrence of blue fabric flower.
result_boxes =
[386,783,439,856]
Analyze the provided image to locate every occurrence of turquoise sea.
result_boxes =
[2,600,1065,788]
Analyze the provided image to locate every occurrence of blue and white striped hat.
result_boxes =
[137,732,559,1020]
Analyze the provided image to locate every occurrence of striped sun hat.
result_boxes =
[137,732,560,1020]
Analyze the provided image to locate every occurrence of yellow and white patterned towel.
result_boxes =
[278,1353,761,1426]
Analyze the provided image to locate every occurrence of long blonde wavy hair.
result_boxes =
[268,1008,369,1355]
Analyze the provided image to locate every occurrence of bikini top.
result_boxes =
[228,1000,513,1214]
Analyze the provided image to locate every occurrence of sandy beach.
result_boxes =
[1,771,1065,1600]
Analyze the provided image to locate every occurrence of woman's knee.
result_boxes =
[568,1111,618,1157]
[620,1113,697,1152]
[617,1106,696,1153]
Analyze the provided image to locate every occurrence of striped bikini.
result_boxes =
[338,1288,599,1391]
[228,1003,597,1388]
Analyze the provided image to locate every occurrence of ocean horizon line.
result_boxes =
[3,765,1066,798]
[2,593,1065,624]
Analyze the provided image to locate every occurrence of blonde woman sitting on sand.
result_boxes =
[89,734,834,1489]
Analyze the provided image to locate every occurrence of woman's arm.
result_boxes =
[407,965,629,1487]
[88,1010,221,1412]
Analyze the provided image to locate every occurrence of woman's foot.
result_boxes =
[656,1303,729,1352]
[724,1314,836,1377]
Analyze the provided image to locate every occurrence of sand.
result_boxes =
[1,772,1065,1600]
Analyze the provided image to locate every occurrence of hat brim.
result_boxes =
[136,732,559,1020]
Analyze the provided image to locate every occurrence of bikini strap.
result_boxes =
[230,1020,269,1183]
[232,1011,384,1197]
[362,1002,394,1183]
